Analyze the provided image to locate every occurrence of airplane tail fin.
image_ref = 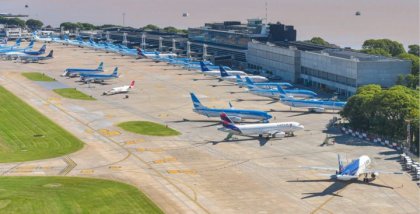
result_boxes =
[190,93,205,109]
[46,50,54,58]
[235,75,243,83]
[15,38,21,46]
[338,154,344,174]
[277,85,286,95]
[129,80,135,88]
[27,40,34,49]
[200,61,210,72]
[220,113,241,132]
[137,48,144,56]
[245,77,254,85]
[112,67,118,76]
[98,62,104,70]
[39,44,46,54]
[219,66,229,77]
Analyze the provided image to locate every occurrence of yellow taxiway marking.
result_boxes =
[47,97,61,102]
[13,166,35,172]
[157,113,170,118]
[80,169,94,174]
[98,129,121,137]
[125,138,145,145]
[85,129,94,134]
[153,157,177,164]
[108,165,122,170]
[167,169,196,175]
[136,148,164,152]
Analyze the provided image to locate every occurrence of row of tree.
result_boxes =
[0,17,44,29]
[59,22,187,34]
[340,85,419,151]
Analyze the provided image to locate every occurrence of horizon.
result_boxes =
[1,0,419,49]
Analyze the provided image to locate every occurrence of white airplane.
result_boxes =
[218,113,304,140]
[304,154,403,182]
[32,32,53,42]
[199,62,247,77]
[219,67,268,83]
[103,80,135,95]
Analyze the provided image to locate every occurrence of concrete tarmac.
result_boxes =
[0,43,418,214]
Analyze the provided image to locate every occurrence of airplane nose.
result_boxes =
[299,125,304,129]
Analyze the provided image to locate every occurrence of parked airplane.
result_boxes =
[103,80,135,95]
[138,48,177,59]
[0,40,34,52]
[190,93,272,122]
[279,95,346,112]
[237,76,293,89]
[305,154,403,182]
[220,67,268,83]
[62,62,104,77]
[0,38,20,49]
[17,50,54,63]
[218,113,304,140]
[80,67,119,83]
[246,84,317,99]
[1,44,46,58]
[199,62,246,76]
[32,32,53,42]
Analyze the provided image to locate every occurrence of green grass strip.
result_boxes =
[118,121,180,136]
[22,72,55,82]
[53,88,95,100]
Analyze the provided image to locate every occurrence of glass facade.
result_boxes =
[188,28,252,49]
[301,66,356,87]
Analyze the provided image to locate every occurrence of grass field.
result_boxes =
[0,176,163,214]
[118,121,180,136]
[0,86,84,163]
[22,72,55,82]
[53,88,96,100]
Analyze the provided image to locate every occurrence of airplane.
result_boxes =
[0,40,34,52]
[190,92,272,122]
[32,32,53,42]
[1,44,46,58]
[279,95,346,112]
[80,67,119,83]
[238,76,293,89]
[62,62,104,77]
[199,62,246,76]
[218,113,304,140]
[17,50,54,63]
[138,48,177,59]
[220,67,268,83]
[0,38,20,49]
[103,80,135,95]
[246,85,317,99]
[290,154,403,199]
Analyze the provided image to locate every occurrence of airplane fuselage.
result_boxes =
[194,107,271,122]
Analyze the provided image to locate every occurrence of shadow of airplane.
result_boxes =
[209,84,234,87]
[288,178,393,199]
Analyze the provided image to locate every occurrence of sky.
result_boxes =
[1,0,419,49]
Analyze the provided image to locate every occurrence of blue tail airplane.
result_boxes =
[190,93,272,122]
[279,94,347,112]
[63,62,104,77]
[80,67,119,83]
[239,76,293,89]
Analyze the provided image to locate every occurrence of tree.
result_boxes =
[362,39,406,57]
[0,17,26,28]
[307,37,330,46]
[398,53,419,75]
[361,48,391,57]
[396,74,405,85]
[143,24,159,31]
[78,22,96,30]
[60,22,80,31]
[26,19,43,30]
[408,44,419,56]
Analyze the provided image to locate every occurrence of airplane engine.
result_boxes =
[309,108,325,113]
[371,172,379,179]
[274,132,285,138]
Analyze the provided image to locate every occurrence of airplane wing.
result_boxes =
[301,166,337,171]
[363,169,404,175]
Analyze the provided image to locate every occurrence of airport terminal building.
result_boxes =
[247,41,412,96]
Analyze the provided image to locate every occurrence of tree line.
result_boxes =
[59,23,187,34]
[340,85,419,152]
[0,17,43,29]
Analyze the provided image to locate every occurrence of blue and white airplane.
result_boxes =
[62,62,104,77]
[0,40,34,52]
[190,92,272,122]
[279,95,346,112]
[220,68,268,83]
[246,85,317,99]
[17,50,54,63]
[80,67,119,83]
[0,38,19,49]
[238,76,293,89]
[305,154,403,182]
[199,62,246,77]
[1,44,46,57]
